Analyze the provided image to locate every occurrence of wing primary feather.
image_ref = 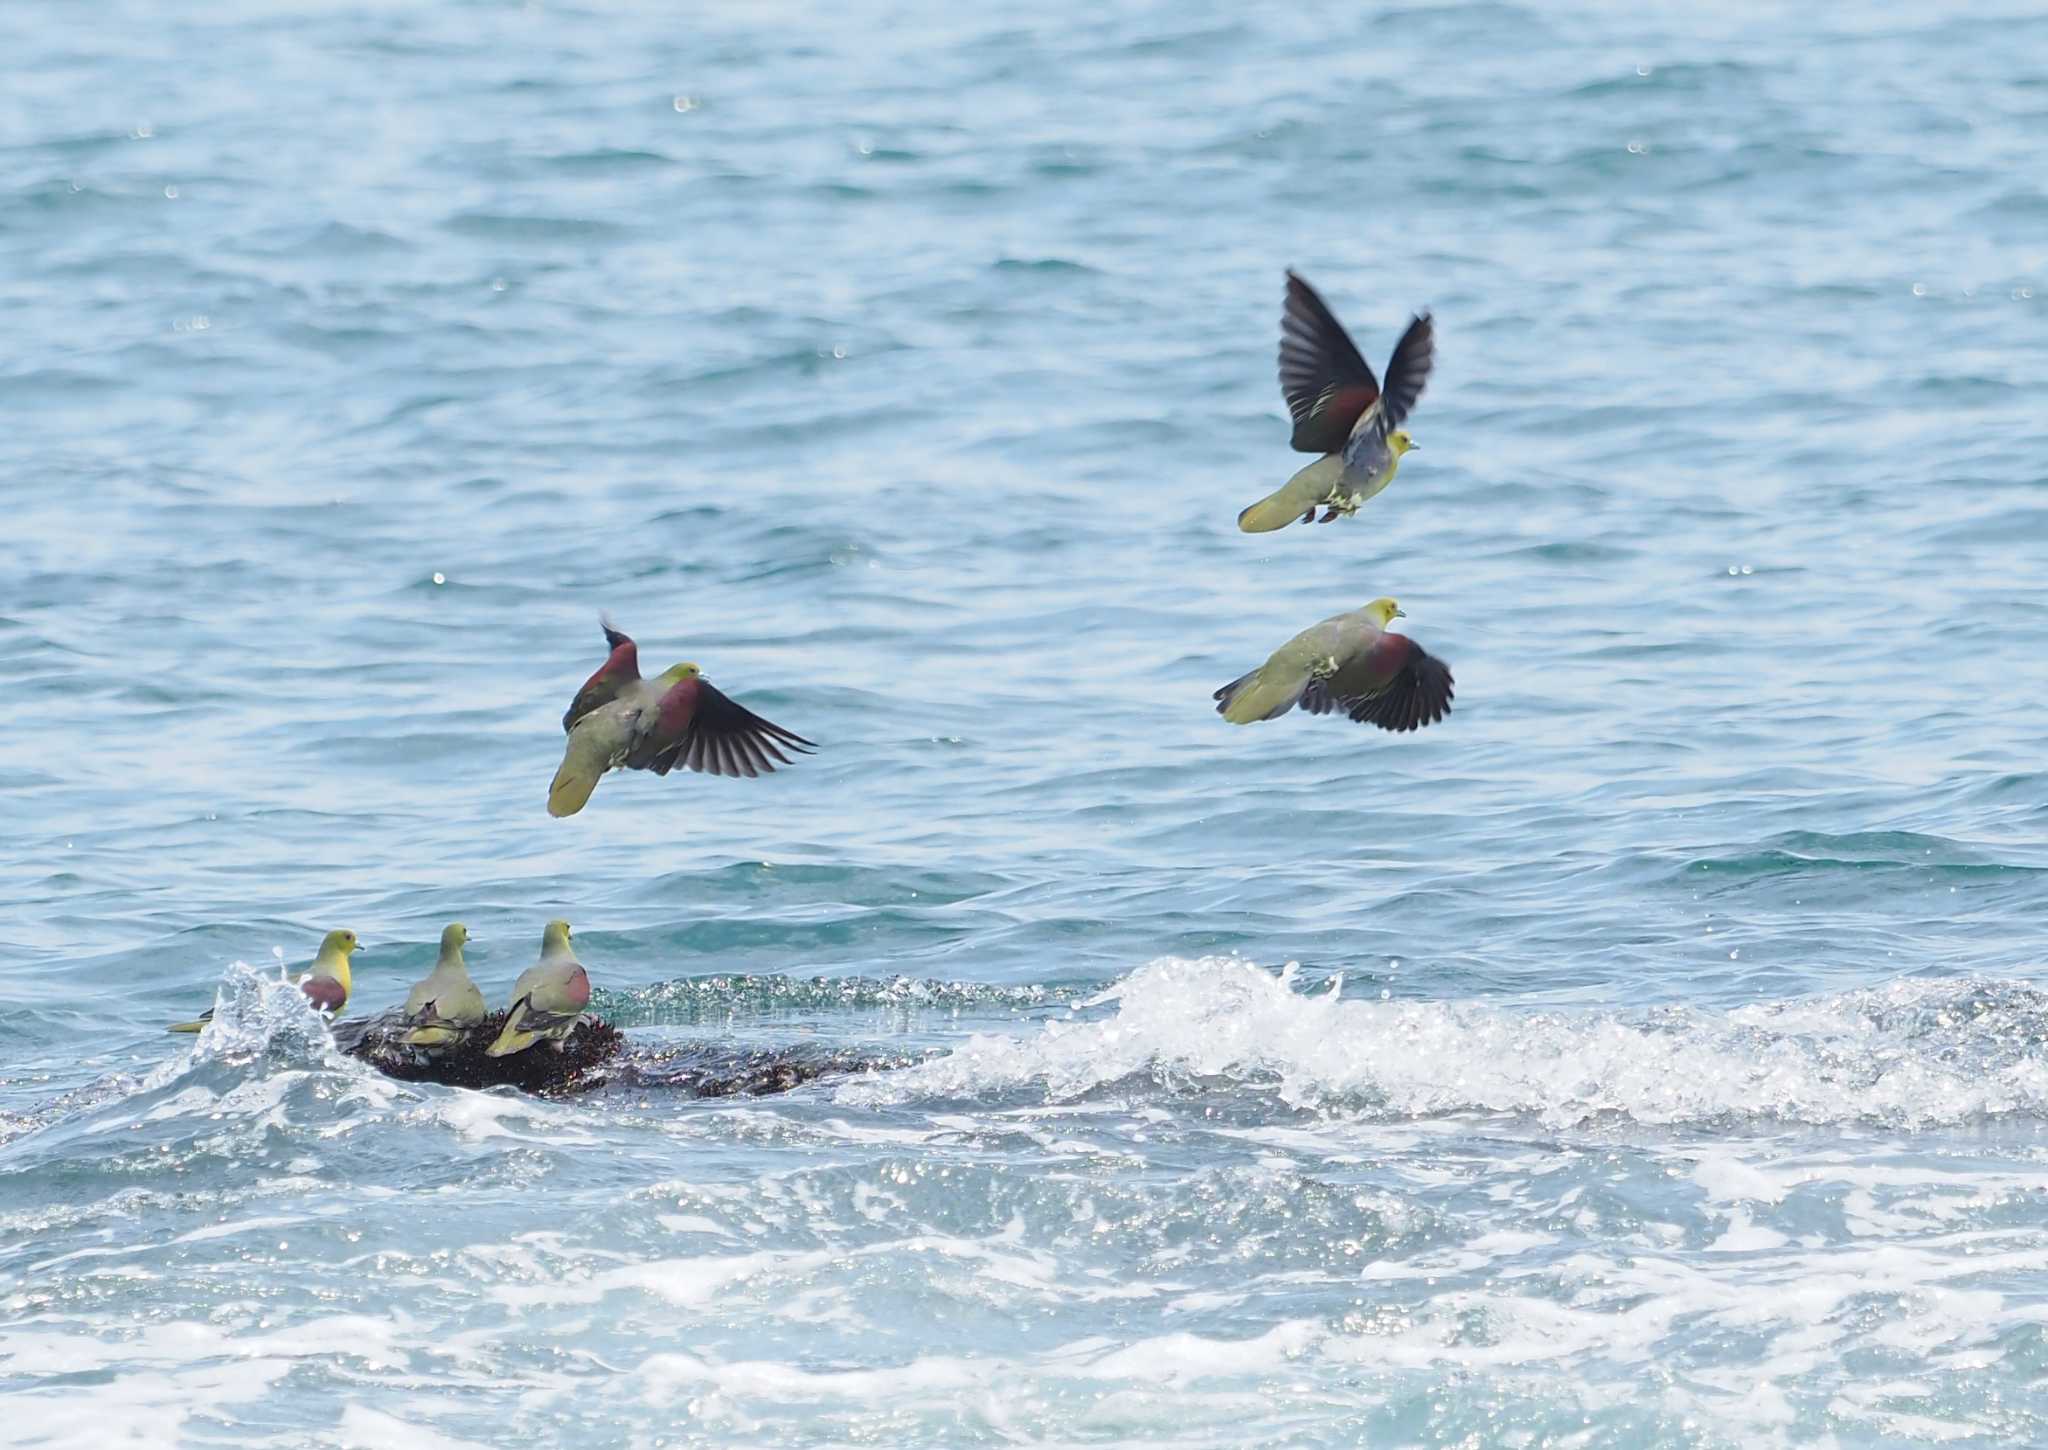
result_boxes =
[1298,681,1342,716]
[1346,647,1453,732]
[1279,271,1381,453]
[1375,312,1435,432]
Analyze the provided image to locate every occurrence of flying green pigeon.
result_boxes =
[548,619,815,818]
[398,923,488,1050]
[1238,272,1434,532]
[484,920,590,1057]
[1214,598,1453,731]
[169,928,361,1032]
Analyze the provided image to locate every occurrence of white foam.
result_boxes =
[1079,1319,1320,1381]
[161,960,357,1074]
[489,1247,837,1309]
[1,1357,289,1448]
[655,1213,735,1237]
[1692,1151,1791,1203]
[1705,1206,1790,1252]
[838,955,2048,1128]
[334,1406,497,1450]
[626,1321,1349,1442]
[425,1088,598,1146]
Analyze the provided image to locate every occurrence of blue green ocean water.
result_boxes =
[4,1,2048,1444]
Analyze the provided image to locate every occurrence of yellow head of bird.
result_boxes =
[1387,430,1417,456]
[440,923,468,952]
[1363,597,1405,627]
[658,662,702,684]
[543,919,574,952]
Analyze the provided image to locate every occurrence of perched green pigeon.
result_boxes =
[169,928,361,1032]
[1238,272,1433,531]
[1215,598,1454,731]
[548,619,814,818]
[398,923,488,1050]
[484,920,590,1057]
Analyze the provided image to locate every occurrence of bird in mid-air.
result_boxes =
[397,923,488,1050]
[168,928,362,1032]
[1238,271,1434,532]
[485,920,590,1057]
[1214,598,1453,732]
[548,619,815,818]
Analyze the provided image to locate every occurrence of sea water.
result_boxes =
[4,2,2047,1445]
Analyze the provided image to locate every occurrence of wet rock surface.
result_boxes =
[335,1011,919,1098]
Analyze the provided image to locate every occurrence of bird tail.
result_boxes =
[1240,457,1342,533]
[1213,667,1302,724]
[401,1023,465,1049]
[484,1000,538,1057]
[547,730,611,817]
[1236,488,1304,533]
[1213,670,1256,716]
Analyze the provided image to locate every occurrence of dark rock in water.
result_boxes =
[619,1041,926,1097]
[332,1011,919,1099]
[338,1010,623,1097]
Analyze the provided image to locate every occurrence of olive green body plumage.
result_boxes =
[485,921,592,1057]
[549,621,815,817]
[1238,444,1410,533]
[1215,599,1454,733]
[1239,272,1434,532]
[398,924,488,1049]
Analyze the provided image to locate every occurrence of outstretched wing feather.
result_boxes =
[1280,271,1381,454]
[1343,645,1454,733]
[670,681,815,779]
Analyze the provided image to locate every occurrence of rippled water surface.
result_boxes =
[4,2,2048,1445]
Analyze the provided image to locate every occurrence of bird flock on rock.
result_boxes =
[167,271,1452,1049]
[170,920,590,1059]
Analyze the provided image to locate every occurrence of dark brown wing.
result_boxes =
[1373,313,1435,434]
[656,680,816,780]
[562,619,639,734]
[1298,681,1346,716]
[1345,644,1454,733]
[1280,271,1380,454]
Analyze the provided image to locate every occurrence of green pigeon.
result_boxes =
[397,923,488,1050]
[548,619,815,818]
[1214,598,1453,731]
[169,928,361,1032]
[1238,272,1434,531]
[484,920,591,1057]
